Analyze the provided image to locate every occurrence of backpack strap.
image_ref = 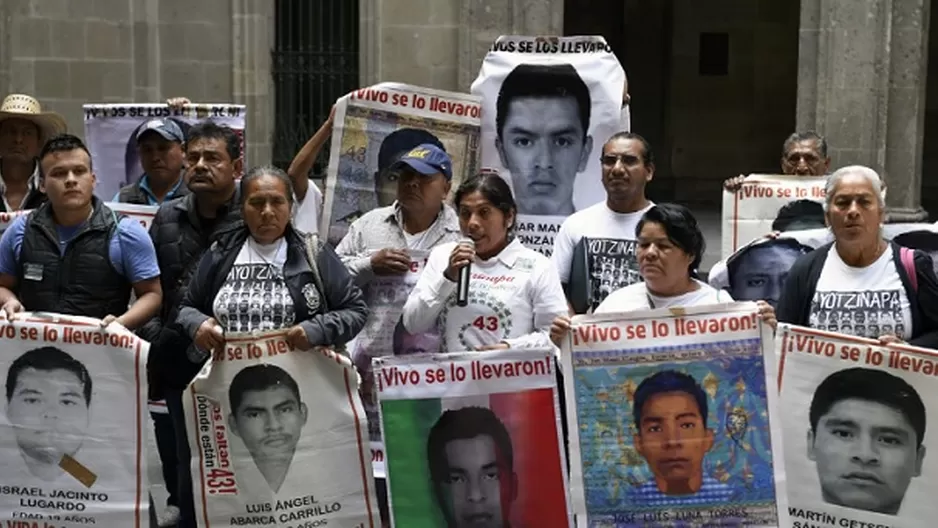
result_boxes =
[900,246,918,293]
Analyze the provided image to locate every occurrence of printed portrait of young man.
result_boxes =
[227,364,308,494]
[629,370,732,505]
[427,406,518,528]
[495,62,593,217]
[5,346,94,484]
[806,367,926,516]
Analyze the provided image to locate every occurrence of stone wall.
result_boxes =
[0,0,274,165]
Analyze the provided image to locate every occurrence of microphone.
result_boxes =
[456,237,475,307]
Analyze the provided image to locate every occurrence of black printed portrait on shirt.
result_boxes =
[809,289,907,340]
[213,265,295,334]
[583,236,642,311]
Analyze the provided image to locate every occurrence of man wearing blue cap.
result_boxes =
[336,141,461,525]
[114,118,190,205]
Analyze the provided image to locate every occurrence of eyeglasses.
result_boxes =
[600,154,642,167]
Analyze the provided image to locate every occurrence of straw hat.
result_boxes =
[0,94,67,143]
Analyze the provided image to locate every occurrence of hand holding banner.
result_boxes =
[183,331,378,527]
[0,313,149,527]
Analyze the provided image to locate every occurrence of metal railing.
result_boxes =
[272,0,359,176]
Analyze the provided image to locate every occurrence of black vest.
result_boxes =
[17,200,132,319]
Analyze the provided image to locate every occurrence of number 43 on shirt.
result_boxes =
[472,316,499,331]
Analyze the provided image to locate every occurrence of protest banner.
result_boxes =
[470,35,626,256]
[321,83,481,246]
[561,304,779,526]
[183,331,378,528]
[375,349,571,527]
[0,313,149,527]
[83,103,247,200]
[771,324,938,526]
[349,250,440,479]
[721,174,827,257]
[709,223,938,306]
[105,202,159,230]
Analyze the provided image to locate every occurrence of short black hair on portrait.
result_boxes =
[783,131,828,159]
[727,237,813,279]
[377,128,445,172]
[771,199,825,232]
[426,406,514,488]
[39,134,93,176]
[636,204,706,277]
[633,370,708,431]
[228,364,302,414]
[186,121,241,162]
[495,62,591,140]
[5,346,93,405]
[809,367,926,447]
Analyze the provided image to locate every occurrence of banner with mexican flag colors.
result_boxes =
[374,349,572,527]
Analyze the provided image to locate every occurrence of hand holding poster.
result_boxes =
[183,331,378,527]
[561,303,779,526]
[350,250,440,478]
[772,324,938,526]
[83,103,247,200]
[322,83,481,246]
[471,35,626,255]
[721,174,827,257]
[375,349,572,527]
[0,313,148,527]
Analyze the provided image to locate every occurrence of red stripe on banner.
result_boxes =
[490,389,568,527]
[344,367,376,526]
[134,340,142,528]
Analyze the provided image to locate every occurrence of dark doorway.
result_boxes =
[272,0,359,175]
[564,0,800,209]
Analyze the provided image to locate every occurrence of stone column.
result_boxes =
[797,0,931,222]
[231,0,274,167]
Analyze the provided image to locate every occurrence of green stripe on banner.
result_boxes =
[382,397,444,526]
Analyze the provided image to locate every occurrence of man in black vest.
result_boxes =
[144,121,243,528]
[114,117,190,205]
[0,133,162,324]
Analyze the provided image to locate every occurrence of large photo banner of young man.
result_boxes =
[709,223,938,309]
[182,331,379,528]
[771,324,938,526]
[321,83,482,246]
[349,250,440,479]
[560,304,779,526]
[83,103,247,200]
[374,349,572,527]
[721,174,828,257]
[470,35,626,256]
[0,313,149,527]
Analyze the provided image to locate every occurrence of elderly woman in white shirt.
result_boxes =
[550,203,776,344]
[402,173,568,352]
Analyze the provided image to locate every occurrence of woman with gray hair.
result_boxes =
[175,165,367,354]
[777,165,938,347]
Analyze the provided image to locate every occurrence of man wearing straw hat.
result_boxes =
[0,94,67,212]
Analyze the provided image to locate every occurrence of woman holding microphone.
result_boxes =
[402,172,568,351]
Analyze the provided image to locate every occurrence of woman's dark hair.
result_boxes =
[453,172,517,228]
[240,165,294,206]
[635,203,706,277]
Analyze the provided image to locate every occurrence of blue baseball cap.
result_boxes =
[137,118,185,144]
[391,143,453,181]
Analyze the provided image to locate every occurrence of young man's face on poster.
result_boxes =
[634,390,714,495]
[497,95,591,216]
[440,434,514,528]
[808,398,924,515]
[7,367,91,470]
[229,385,308,465]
